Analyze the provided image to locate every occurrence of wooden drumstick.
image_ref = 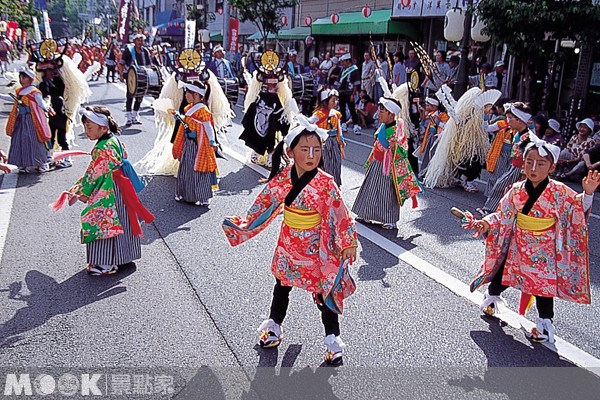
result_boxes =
[450,207,467,219]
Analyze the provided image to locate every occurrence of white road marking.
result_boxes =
[223,142,600,376]
[0,173,18,265]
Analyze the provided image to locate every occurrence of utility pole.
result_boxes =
[223,0,230,50]
[453,0,473,98]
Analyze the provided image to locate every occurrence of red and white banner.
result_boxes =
[116,0,132,43]
[7,22,18,41]
[229,18,239,53]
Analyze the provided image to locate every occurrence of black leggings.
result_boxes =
[126,92,143,112]
[338,94,358,125]
[488,260,554,320]
[269,279,340,336]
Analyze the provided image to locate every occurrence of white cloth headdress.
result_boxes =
[506,103,532,124]
[79,108,109,127]
[524,134,561,163]
[319,88,339,101]
[285,114,328,147]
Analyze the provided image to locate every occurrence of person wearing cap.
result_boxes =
[352,96,422,229]
[465,135,599,344]
[223,116,357,366]
[285,49,304,78]
[52,106,154,276]
[208,45,235,80]
[557,118,596,179]
[542,118,562,147]
[417,96,449,179]
[494,60,509,98]
[120,33,155,126]
[169,81,219,206]
[1,67,54,173]
[310,88,345,186]
[327,56,341,88]
[337,53,360,133]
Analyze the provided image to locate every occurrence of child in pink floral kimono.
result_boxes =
[222,116,357,366]
[52,106,154,276]
[465,137,599,343]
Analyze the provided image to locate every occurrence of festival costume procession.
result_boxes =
[458,136,598,344]
[1,67,52,173]
[135,47,234,205]
[352,78,423,230]
[308,88,345,186]
[51,108,155,276]
[239,51,296,169]
[222,116,358,366]
[424,86,502,193]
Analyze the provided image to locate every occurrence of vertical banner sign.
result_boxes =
[148,26,158,46]
[42,10,52,39]
[184,19,196,49]
[32,17,42,42]
[6,22,16,41]
[116,0,132,43]
[229,18,239,53]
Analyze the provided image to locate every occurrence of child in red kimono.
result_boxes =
[222,117,358,366]
[465,137,599,343]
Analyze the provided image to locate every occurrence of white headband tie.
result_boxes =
[379,97,401,115]
[524,134,561,164]
[178,80,207,97]
[79,109,110,127]
[507,104,532,124]
[425,97,439,106]
[285,114,329,147]
[320,89,339,101]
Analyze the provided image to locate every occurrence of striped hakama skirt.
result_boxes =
[176,138,214,203]
[8,110,49,169]
[483,166,523,212]
[484,143,512,197]
[418,134,438,178]
[352,159,400,225]
[86,183,141,265]
[322,137,342,186]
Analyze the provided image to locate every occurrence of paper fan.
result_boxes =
[474,89,501,109]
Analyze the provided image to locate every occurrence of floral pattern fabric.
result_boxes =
[471,180,591,304]
[70,137,125,243]
[222,166,358,312]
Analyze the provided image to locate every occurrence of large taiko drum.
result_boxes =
[291,73,315,102]
[217,77,239,104]
[126,65,163,99]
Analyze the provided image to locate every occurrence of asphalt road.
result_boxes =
[1,71,600,399]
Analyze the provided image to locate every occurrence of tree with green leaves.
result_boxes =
[230,0,298,48]
[477,0,600,60]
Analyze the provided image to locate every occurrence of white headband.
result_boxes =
[524,134,561,164]
[507,104,532,124]
[320,89,339,101]
[285,114,329,147]
[19,67,36,79]
[425,97,439,106]
[178,80,207,97]
[79,109,110,127]
[379,97,401,115]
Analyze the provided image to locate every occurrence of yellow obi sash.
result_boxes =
[284,206,322,229]
[516,213,555,232]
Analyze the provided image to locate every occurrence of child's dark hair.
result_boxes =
[268,130,324,181]
[82,106,121,134]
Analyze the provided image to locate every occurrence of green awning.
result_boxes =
[277,26,311,40]
[210,32,223,42]
[248,31,276,41]
[311,9,418,39]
